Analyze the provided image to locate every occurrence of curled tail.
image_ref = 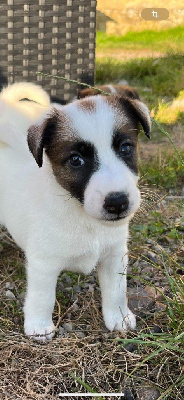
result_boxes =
[0,81,50,106]
[0,82,50,150]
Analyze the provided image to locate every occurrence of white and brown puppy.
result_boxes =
[0,83,151,340]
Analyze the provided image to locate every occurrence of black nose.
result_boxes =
[103,192,129,215]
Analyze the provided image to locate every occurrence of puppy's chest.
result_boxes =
[63,234,102,273]
[65,252,99,274]
[59,229,114,274]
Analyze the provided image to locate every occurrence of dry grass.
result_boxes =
[1,189,184,400]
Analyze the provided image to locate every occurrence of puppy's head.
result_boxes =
[28,94,151,223]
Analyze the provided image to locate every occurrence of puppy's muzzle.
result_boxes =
[103,192,129,220]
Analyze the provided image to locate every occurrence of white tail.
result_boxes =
[0,82,50,107]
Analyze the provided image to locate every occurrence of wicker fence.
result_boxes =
[0,0,96,101]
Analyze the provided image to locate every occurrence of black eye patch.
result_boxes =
[58,140,99,203]
[112,131,138,174]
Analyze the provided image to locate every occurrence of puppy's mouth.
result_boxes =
[102,211,129,222]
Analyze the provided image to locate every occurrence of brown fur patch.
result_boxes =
[105,95,150,138]
[46,137,80,193]
[76,98,96,112]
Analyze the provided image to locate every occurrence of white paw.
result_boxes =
[104,307,136,332]
[24,319,55,341]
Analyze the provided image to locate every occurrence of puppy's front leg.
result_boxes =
[24,256,61,341]
[98,245,136,332]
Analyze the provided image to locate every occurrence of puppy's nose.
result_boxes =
[103,192,129,215]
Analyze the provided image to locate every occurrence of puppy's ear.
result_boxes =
[28,109,58,167]
[119,96,151,138]
[78,88,98,99]
[120,86,140,101]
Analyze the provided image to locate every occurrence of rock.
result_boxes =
[136,385,160,400]
[63,322,73,332]
[65,286,72,292]
[124,387,135,400]
[88,284,95,292]
[88,276,96,284]
[71,303,79,313]
[151,325,162,333]
[58,326,65,337]
[19,291,26,300]
[177,246,184,258]
[146,251,159,264]
[169,188,175,195]
[62,274,72,284]
[76,331,85,338]
[5,281,15,290]
[5,290,16,300]
[124,343,138,353]
[128,287,155,316]
[132,260,140,270]
[73,285,81,293]
[145,285,166,301]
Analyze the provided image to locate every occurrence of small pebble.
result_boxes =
[73,285,81,293]
[146,251,158,264]
[76,331,85,338]
[5,290,16,300]
[5,282,15,290]
[71,303,79,313]
[0,244,3,252]
[124,343,138,353]
[88,284,95,292]
[62,275,72,284]
[169,188,175,195]
[65,286,72,292]
[124,388,135,400]
[63,322,73,332]
[151,325,162,334]
[136,385,160,400]
[19,291,25,300]
[58,327,65,337]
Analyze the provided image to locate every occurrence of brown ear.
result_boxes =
[119,96,151,138]
[118,85,140,101]
[27,109,58,167]
[77,87,99,99]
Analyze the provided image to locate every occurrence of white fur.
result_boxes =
[0,83,151,341]
[0,82,50,150]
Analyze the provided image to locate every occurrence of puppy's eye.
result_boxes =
[120,143,134,156]
[69,154,84,168]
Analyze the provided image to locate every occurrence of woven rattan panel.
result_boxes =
[0,0,96,101]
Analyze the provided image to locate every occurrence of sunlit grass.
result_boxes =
[96,26,184,53]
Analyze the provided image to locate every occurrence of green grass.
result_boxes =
[139,150,184,190]
[96,26,184,53]
[96,54,184,101]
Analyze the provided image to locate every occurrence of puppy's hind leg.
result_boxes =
[24,255,61,341]
[97,244,136,332]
